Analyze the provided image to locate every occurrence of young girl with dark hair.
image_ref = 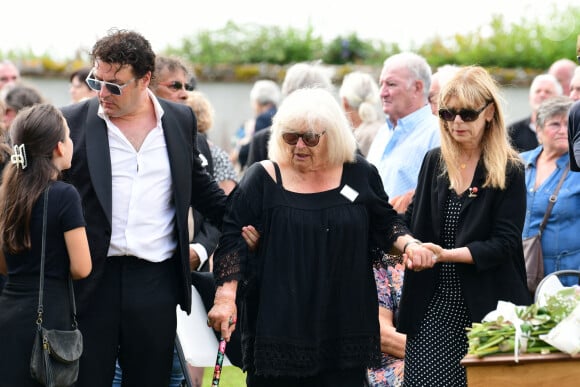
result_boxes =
[0,103,91,385]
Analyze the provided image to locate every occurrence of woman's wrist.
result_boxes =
[214,282,238,303]
[403,239,422,254]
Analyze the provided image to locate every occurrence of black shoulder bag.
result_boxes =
[30,188,83,387]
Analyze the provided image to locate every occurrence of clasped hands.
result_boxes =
[404,241,444,271]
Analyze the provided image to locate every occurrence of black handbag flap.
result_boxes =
[44,328,83,363]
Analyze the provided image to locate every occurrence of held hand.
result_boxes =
[404,243,438,271]
[242,225,260,252]
[189,247,201,271]
[421,242,444,263]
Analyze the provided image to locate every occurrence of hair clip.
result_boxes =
[10,144,27,170]
[468,186,478,198]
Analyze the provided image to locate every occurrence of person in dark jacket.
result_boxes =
[399,66,532,386]
[61,29,226,387]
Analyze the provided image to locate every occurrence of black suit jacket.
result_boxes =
[192,135,220,259]
[508,116,538,152]
[246,127,271,167]
[568,101,580,172]
[61,97,227,314]
[398,148,531,336]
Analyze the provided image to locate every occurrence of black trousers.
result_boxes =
[76,256,179,387]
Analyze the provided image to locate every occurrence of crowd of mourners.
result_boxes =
[0,29,579,387]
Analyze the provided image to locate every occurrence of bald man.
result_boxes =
[549,58,577,96]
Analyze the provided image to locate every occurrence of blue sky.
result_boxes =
[2,0,577,59]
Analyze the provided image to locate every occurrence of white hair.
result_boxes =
[339,71,380,123]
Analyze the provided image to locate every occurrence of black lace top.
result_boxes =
[213,155,409,377]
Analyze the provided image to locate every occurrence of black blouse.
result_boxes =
[214,155,409,377]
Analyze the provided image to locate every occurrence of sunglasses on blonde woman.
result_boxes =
[438,101,492,122]
[282,131,326,147]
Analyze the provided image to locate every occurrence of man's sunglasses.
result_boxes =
[160,81,195,91]
[282,131,326,147]
[85,71,135,96]
[438,101,492,122]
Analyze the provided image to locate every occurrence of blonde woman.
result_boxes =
[399,66,532,386]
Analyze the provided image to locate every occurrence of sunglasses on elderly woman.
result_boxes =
[85,71,135,96]
[160,81,195,91]
[438,101,492,122]
[282,130,326,147]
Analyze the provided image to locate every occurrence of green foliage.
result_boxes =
[3,5,579,79]
[168,5,578,69]
[328,35,401,65]
[419,5,579,70]
[167,21,324,66]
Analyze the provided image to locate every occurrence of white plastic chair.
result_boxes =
[534,269,580,304]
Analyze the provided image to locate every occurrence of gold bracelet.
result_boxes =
[403,239,421,254]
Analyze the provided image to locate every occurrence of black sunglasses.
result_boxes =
[439,101,492,122]
[85,70,135,96]
[282,131,326,147]
[161,81,195,91]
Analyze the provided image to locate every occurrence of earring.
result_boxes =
[485,120,492,130]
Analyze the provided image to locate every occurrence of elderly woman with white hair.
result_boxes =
[339,71,383,156]
[207,87,433,386]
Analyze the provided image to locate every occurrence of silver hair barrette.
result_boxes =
[10,144,27,169]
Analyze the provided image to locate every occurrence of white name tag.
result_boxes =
[340,184,359,202]
[199,153,209,167]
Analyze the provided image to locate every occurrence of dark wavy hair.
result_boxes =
[0,104,65,253]
[90,29,155,80]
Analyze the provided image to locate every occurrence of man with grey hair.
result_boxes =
[428,64,461,115]
[508,73,563,152]
[569,66,580,101]
[549,58,577,96]
[0,60,20,92]
[245,62,334,167]
[2,84,44,129]
[367,52,440,213]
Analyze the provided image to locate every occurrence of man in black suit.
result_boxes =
[149,55,220,272]
[61,30,227,387]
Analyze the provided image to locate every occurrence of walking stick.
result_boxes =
[211,338,227,386]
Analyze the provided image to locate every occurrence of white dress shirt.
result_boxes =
[100,92,177,262]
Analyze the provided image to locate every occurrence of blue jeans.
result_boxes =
[112,346,184,387]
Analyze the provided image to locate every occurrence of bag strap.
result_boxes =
[35,188,50,329]
[35,186,79,330]
[538,163,569,235]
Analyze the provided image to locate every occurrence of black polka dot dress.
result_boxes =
[403,190,471,387]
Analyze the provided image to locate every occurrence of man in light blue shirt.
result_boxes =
[367,52,440,213]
